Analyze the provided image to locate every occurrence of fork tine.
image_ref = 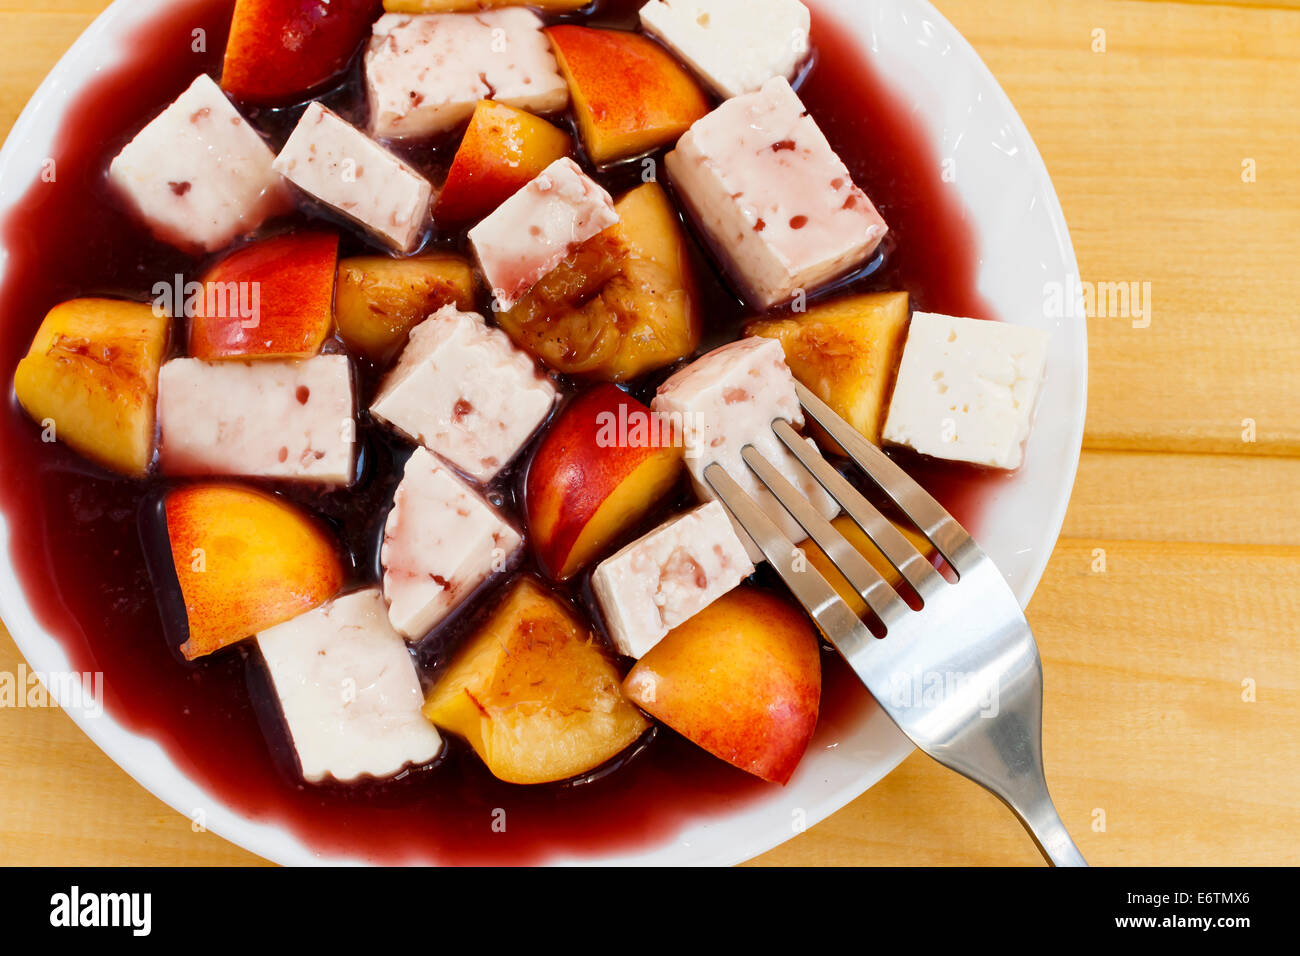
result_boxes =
[793,382,979,576]
[703,462,878,657]
[739,443,910,629]
[772,419,946,602]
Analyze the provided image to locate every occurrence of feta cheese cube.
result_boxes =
[664,77,887,310]
[365,10,568,139]
[882,312,1049,470]
[256,589,443,783]
[652,336,838,556]
[639,0,811,99]
[273,102,432,252]
[157,355,354,484]
[370,305,557,483]
[469,157,619,309]
[108,73,289,253]
[381,447,522,641]
[592,501,754,659]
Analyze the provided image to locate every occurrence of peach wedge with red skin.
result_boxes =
[435,100,572,226]
[546,25,711,165]
[188,231,339,361]
[527,384,684,581]
[423,577,650,784]
[222,0,382,105]
[13,298,169,476]
[624,587,821,785]
[164,484,344,661]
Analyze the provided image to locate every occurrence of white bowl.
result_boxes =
[0,0,1086,865]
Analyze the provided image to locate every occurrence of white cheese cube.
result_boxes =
[639,0,811,99]
[157,355,354,484]
[108,73,289,253]
[365,10,568,139]
[882,312,1049,470]
[381,447,522,641]
[468,157,619,310]
[256,589,443,784]
[652,337,838,557]
[592,501,754,659]
[664,77,887,310]
[273,102,432,252]
[370,305,557,483]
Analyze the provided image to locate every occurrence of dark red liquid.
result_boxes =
[0,0,1001,864]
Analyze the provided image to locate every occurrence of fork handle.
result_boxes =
[1013,793,1089,867]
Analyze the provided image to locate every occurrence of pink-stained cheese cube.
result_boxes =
[592,501,754,659]
[273,102,433,252]
[380,447,523,641]
[665,76,887,309]
[157,355,355,484]
[370,305,557,483]
[365,10,568,140]
[468,158,619,310]
[653,336,839,557]
[256,589,443,783]
[107,73,290,253]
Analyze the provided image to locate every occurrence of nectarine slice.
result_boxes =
[747,292,911,446]
[527,384,683,580]
[13,298,169,476]
[546,25,711,165]
[164,484,344,660]
[334,253,476,360]
[189,231,339,361]
[496,181,700,381]
[435,100,571,225]
[222,0,381,105]
[624,587,821,784]
[423,577,649,784]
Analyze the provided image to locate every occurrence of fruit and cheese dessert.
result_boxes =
[0,0,1049,863]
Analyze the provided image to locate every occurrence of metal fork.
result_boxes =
[704,382,1086,867]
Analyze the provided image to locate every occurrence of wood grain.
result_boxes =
[1,0,1298,867]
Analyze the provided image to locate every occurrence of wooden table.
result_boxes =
[1,0,1297,867]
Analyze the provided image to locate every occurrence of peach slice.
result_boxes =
[623,587,821,784]
[496,181,700,381]
[435,100,572,226]
[746,291,911,446]
[334,253,476,361]
[13,298,169,476]
[222,0,381,105]
[188,231,339,361]
[423,577,650,784]
[802,515,937,619]
[526,384,683,580]
[545,25,711,165]
[163,484,344,660]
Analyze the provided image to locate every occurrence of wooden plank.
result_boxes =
[936,0,1300,455]
[753,539,1300,865]
[1064,449,1300,546]
[1139,0,1300,10]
